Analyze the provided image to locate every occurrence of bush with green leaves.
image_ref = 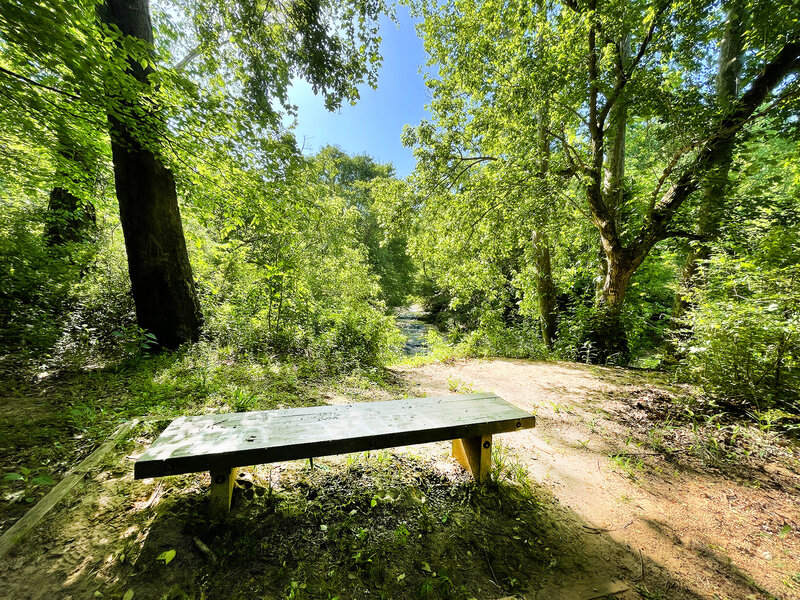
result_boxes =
[0,201,99,356]
[458,313,549,360]
[189,151,406,370]
[674,130,800,423]
[676,248,799,418]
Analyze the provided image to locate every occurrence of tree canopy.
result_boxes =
[0,0,797,420]
[398,0,799,362]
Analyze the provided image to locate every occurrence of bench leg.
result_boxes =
[452,435,492,483]
[209,467,238,518]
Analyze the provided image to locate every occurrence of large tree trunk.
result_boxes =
[582,26,641,363]
[102,0,202,348]
[596,34,629,298]
[532,97,558,349]
[669,0,744,348]
[576,9,798,364]
[587,247,640,363]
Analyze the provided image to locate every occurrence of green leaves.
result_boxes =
[156,549,176,565]
[32,474,56,486]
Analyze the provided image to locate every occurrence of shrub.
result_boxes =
[458,313,549,360]
[675,248,799,418]
[0,202,99,356]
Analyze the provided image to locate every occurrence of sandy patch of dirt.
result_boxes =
[396,358,800,599]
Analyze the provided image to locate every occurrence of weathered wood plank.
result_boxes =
[135,394,535,478]
[209,467,238,519]
[452,435,492,482]
[0,419,139,560]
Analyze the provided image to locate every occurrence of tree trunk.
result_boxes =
[46,187,96,246]
[596,34,629,298]
[102,0,202,348]
[585,248,638,363]
[45,124,97,246]
[531,229,557,349]
[531,96,558,349]
[668,0,744,353]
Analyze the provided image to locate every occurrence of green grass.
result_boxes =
[103,451,570,600]
[0,343,410,530]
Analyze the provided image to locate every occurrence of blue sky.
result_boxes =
[288,7,430,177]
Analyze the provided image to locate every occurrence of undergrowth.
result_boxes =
[108,450,581,600]
[0,345,410,532]
[608,386,799,480]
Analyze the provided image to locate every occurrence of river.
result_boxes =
[395,305,436,355]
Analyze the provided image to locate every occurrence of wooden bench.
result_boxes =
[134,392,535,517]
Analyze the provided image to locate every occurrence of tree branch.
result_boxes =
[597,1,667,129]
[551,98,590,129]
[444,155,497,191]
[662,230,707,241]
[630,36,800,255]
[548,128,589,175]
[0,66,80,101]
[173,45,201,71]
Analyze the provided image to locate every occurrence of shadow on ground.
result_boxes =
[0,436,709,600]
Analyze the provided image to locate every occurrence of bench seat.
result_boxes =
[135,392,535,516]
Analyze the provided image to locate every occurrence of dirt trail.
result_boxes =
[396,358,800,600]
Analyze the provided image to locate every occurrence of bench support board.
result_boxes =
[209,467,238,518]
[452,435,492,483]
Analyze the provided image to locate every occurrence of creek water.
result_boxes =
[395,306,436,355]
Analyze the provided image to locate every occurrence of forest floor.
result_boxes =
[0,354,798,599]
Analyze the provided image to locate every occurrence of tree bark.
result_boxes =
[102,0,202,348]
[579,12,799,362]
[45,123,97,246]
[596,34,629,299]
[531,229,557,349]
[532,95,558,349]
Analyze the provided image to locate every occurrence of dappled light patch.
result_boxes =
[2,357,798,599]
[0,349,413,535]
[607,385,799,488]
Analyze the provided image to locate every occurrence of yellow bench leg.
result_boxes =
[452,435,492,483]
[209,467,238,518]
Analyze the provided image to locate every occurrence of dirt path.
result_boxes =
[396,358,800,600]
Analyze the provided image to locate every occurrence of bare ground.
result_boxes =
[396,358,800,599]
[0,357,798,599]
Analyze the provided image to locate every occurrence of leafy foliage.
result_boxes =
[0,0,798,426]
[396,0,800,363]
[675,128,800,416]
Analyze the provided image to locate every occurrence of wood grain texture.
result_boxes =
[452,435,492,482]
[0,419,139,559]
[135,394,535,478]
[209,467,238,519]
